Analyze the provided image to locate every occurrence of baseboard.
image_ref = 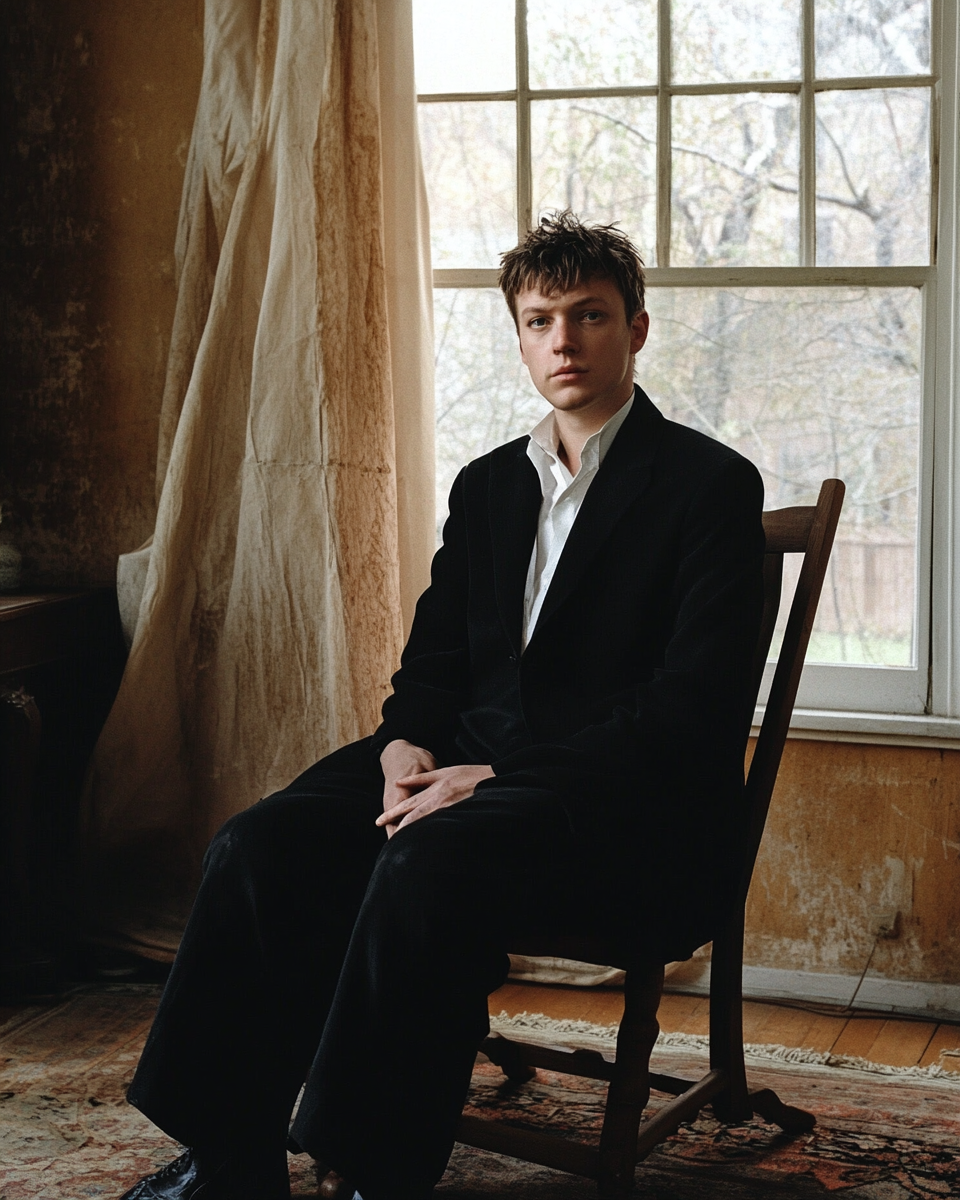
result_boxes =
[663,960,960,1022]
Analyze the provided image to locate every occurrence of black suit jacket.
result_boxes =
[372,388,765,959]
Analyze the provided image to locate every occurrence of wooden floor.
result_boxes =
[490,980,960,1073]
[3,986,958,1075]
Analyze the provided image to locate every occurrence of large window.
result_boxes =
[413,0,960,736]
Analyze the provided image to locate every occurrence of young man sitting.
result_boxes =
[120,211,765,1200]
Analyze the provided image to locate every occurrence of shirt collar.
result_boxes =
[526,392,635,484]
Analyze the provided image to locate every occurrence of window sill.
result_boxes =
[751,706,960,749]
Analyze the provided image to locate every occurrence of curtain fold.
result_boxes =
[376,0,436,628]
[82,0,434,959]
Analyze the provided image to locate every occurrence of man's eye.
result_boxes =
[582,311,601,322]
[529,317,548,329]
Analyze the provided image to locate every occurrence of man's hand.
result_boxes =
[379,739,438,839]
[376,763,495,834]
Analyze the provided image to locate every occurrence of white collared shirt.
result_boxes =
[521,394,634,649]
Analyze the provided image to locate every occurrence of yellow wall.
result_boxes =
[746,737,960,985]
[1,1,202,585]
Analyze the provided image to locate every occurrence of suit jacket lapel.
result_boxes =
[489,439,542,656]
[528,388,665,644]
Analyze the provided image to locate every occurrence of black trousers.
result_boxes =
[128,737,616,1199]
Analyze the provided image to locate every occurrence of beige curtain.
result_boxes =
[82,0,434,959]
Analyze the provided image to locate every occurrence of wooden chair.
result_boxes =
[455,477,847,1198]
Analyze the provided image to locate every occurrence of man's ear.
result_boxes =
[629,310,650,355]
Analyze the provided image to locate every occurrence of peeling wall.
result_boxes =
[1,6,956,990]
[745,738,960,985]
[1,0,202,585]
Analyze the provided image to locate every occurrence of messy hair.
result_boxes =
[499,210,646,328]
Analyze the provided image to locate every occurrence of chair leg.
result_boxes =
[750,1087,817,1133]
[708,916,753,1124]
[709,915,815,1132]
[597,965,663,1198]
[481,1032,537,1083]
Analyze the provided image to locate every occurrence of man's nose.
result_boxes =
[551,319,578,352]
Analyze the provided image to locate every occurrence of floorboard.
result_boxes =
[830,1016,889,1059]
[655,992,706,1033]
[489,979,960,1071]
[919,1023,960,1071]
[796,1012,849,1053]
[866,1020,937,1068]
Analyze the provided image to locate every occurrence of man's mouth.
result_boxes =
[552,366,586,378]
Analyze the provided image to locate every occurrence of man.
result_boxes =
[120,212,764,1200]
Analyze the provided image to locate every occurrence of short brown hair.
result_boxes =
[499,210,646,327]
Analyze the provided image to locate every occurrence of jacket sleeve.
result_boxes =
[486,454,765,797]
[369,468,471,761]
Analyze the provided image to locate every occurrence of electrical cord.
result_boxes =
[840,935,880,1014]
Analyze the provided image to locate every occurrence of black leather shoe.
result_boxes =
[118,1147,290,1199]
[118,1151,208,1199]
[318,1170,361,1199]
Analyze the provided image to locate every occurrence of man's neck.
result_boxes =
[554,382,634,475]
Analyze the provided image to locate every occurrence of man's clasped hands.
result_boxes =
[376,739,494,836]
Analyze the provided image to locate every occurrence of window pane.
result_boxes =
[816,0,930,78]
[531,98,657,263]
[412,0,515,93]
[419,102,517,268]
[528,0,657,89]
[672,0,800,84]
[816,89,929,266]
[671,93,800,266]
[640,287,920,666]
[433,290,547,533]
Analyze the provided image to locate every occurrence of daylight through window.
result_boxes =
[413,0,947,719]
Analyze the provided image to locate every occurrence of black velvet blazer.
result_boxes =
[372,388,765,957]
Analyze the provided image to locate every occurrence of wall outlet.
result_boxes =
[870,908,900,939]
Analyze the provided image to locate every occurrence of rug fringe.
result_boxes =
[488,1010,960,1086]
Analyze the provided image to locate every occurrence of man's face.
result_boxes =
[515,276,650,418]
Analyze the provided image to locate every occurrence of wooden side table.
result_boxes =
[0,589,125,999]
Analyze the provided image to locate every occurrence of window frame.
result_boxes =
[417,0,960,742]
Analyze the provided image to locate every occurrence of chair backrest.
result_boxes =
[737,478,845,904]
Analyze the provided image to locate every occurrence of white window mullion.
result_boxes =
[931,0,960,721]
[919,277,937,713]
[810,74,936,92]
[643,266,931,287]
[515,0,532,238]
[799,0,816,267]
[656,0,672,267]
[433,266,934,289]
[930,0,943,265]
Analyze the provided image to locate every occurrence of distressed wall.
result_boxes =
[1,5,956,990]
[1,0,202,586]
[745,738,960,986]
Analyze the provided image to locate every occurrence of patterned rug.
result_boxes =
[1,986,958,1198]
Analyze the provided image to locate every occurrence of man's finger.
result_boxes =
[382,786,451,831]
[394,770,440,787]
[377,792,431,826]
[396,795,443,830]
[376,805,411,827]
